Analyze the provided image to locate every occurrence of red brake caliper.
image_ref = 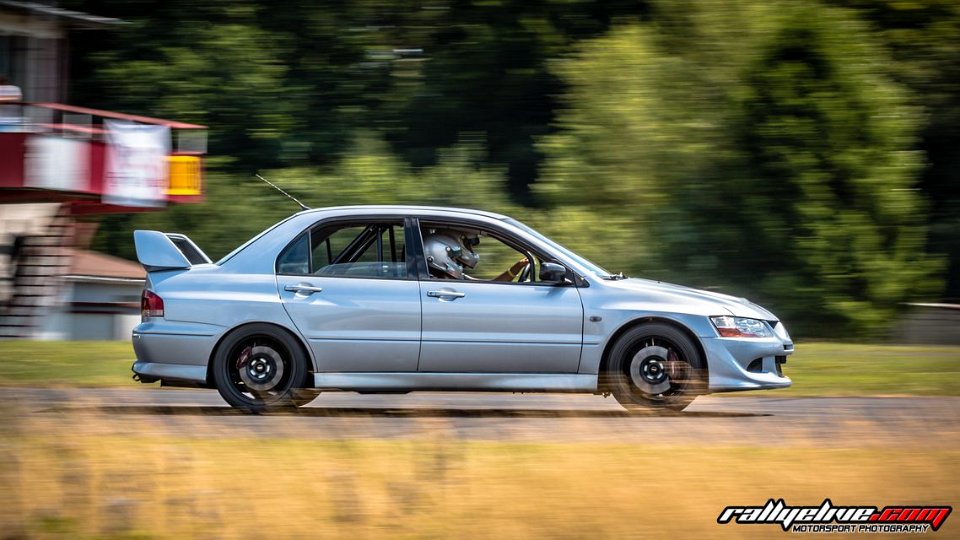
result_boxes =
[237,345,253,370]
[666,349,683,381]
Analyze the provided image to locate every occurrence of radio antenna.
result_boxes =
[255,174,310,211]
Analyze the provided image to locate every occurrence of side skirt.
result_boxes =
[312,372,598,393]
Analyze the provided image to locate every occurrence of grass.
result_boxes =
[3,430,958,539]
[0,340,957,396]
[735,342,960,397]
[0,341,135,386]
[1,343,957,538]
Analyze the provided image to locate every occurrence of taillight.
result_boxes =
[141,290,164,320]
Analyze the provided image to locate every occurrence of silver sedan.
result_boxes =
[131,205,793,412]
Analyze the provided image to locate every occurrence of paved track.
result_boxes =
[3,387,958,447]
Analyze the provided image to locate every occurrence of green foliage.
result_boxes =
[94,137,512,261]
[832,0,960,301]
[271,134,512,211]
[521,207,639,278]
[66,0,645,189]
[70,0,960,338]
[728,4,942,334]
[537,2,943,336]
[89,10,295,168]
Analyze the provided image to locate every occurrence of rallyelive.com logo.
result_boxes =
[717,499,952,534]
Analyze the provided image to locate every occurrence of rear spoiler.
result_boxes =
[134,230,212,272]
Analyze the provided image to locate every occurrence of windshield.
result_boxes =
[506,218,613,278]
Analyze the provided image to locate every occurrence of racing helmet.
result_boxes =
[423,231,480,279]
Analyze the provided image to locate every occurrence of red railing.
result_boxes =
[3,102,207,151]
[0,102,207,211]
[30,102,206,129]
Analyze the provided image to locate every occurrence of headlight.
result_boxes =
[710,316,773,338]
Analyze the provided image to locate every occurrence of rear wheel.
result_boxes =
[604,323,706,413]
[212,324,312,412]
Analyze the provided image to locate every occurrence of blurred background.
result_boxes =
[1,4,958,539]
[1,0,959,340]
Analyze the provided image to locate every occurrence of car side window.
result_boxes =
[312,225,375,269]
[462,233,531,281]
[420,222,545,284]
[277,233,309,274]
[276,221,408,279]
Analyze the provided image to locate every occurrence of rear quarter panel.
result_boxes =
[138,264,310,369]
[135,211,378,373]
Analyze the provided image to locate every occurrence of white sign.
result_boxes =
[24,135,90,191]
[103,120,170,207]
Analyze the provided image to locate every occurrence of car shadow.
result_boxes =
[44,405,771,418]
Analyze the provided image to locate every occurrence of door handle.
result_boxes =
[284,284,323,295]
[427,290,465,299]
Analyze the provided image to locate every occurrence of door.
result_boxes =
[416,221,584,373]
[277,219,421,372]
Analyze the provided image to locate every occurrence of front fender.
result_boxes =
[577,305,715,376]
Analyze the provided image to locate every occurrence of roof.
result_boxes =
[0,1,125,28]
[298,205,511,221]
[67,249,144,280]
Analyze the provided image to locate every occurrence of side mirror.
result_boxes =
[539,262,567,283]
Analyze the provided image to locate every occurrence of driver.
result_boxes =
[423,229,528,282]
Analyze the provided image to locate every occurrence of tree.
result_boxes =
[66,0,646,190]
[92,136,512,261]
[725,4,941,334]
[537,2,942,335]
[832,0,960,301]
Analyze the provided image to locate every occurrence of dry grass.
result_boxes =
[2,341,958,538]
[2,404,958,539]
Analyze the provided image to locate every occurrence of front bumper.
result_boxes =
[703,331,794,392]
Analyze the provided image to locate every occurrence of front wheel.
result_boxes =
[604,323,707,413]
[212,324,311,412]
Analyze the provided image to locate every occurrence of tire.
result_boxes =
[604,323,707,413]
[212,324,312,412]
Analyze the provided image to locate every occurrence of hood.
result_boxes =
[601,277,778,321]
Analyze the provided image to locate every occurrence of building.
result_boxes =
[43,247,145,340]
[0,1,205,340]
[1,0,127,103]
